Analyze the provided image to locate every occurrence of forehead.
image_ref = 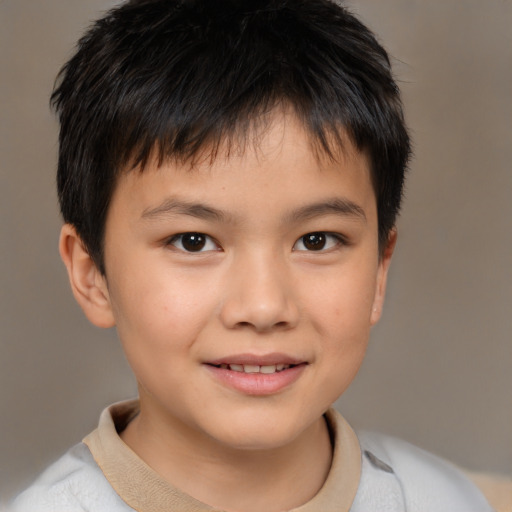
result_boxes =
[111,112,375,224]
[126,105,368,177]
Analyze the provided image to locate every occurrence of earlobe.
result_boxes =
[59,224,115,328]
[370,229,397,325]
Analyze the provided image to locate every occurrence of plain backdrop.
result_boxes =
[1,0,511,503]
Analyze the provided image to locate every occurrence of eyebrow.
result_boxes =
[141,199,230,223]
[141,197,366,224]
[284,198,367,223]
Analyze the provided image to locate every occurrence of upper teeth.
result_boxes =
[219,363,290,373]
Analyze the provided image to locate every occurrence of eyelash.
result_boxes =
[166,233,220,253]
[292,232,347,252]
[166,231,347,254]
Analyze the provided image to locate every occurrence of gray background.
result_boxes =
[1,0,511,502]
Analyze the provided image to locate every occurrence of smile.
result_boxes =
[204,356,307,395]
[212,363,294,374]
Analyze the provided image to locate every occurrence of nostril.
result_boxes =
[235,321,253,328]
[233,320,291,332]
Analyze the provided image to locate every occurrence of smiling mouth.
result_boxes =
[205,358,307,394]
[209,363,297,374]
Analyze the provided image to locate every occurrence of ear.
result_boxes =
[59,224,115,328]
[370,228,397,326]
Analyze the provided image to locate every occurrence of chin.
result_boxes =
[201,408,314,452]
[218,429,298,452]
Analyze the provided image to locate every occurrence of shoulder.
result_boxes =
[353,431,494,512]
[10,443,132,512]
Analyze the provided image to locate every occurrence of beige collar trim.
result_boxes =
[84,400,361,512]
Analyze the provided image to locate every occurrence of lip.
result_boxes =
[206,352,305,367]
[204,353,308,396]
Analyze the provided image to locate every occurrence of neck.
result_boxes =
[121,403,333,512]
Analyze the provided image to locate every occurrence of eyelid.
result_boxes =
[166,232,221,253]
[292,232,347,252]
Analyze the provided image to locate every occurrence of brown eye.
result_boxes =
[181,233,206,251]
[302,233,326,251]
[168,233,218,252]
[293,232,344,252]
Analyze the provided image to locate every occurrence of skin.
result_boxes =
[60,112,395,512]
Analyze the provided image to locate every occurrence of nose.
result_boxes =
[219,252,300,332]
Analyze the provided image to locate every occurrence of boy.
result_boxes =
[12,0,493,510]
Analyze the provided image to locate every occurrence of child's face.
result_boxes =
[92,113,393,450]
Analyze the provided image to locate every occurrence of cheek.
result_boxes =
[301,263,377,400]
[108,267,219,365]
[303,262,379,335]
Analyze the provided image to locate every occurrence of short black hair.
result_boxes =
[52,0,411,273]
